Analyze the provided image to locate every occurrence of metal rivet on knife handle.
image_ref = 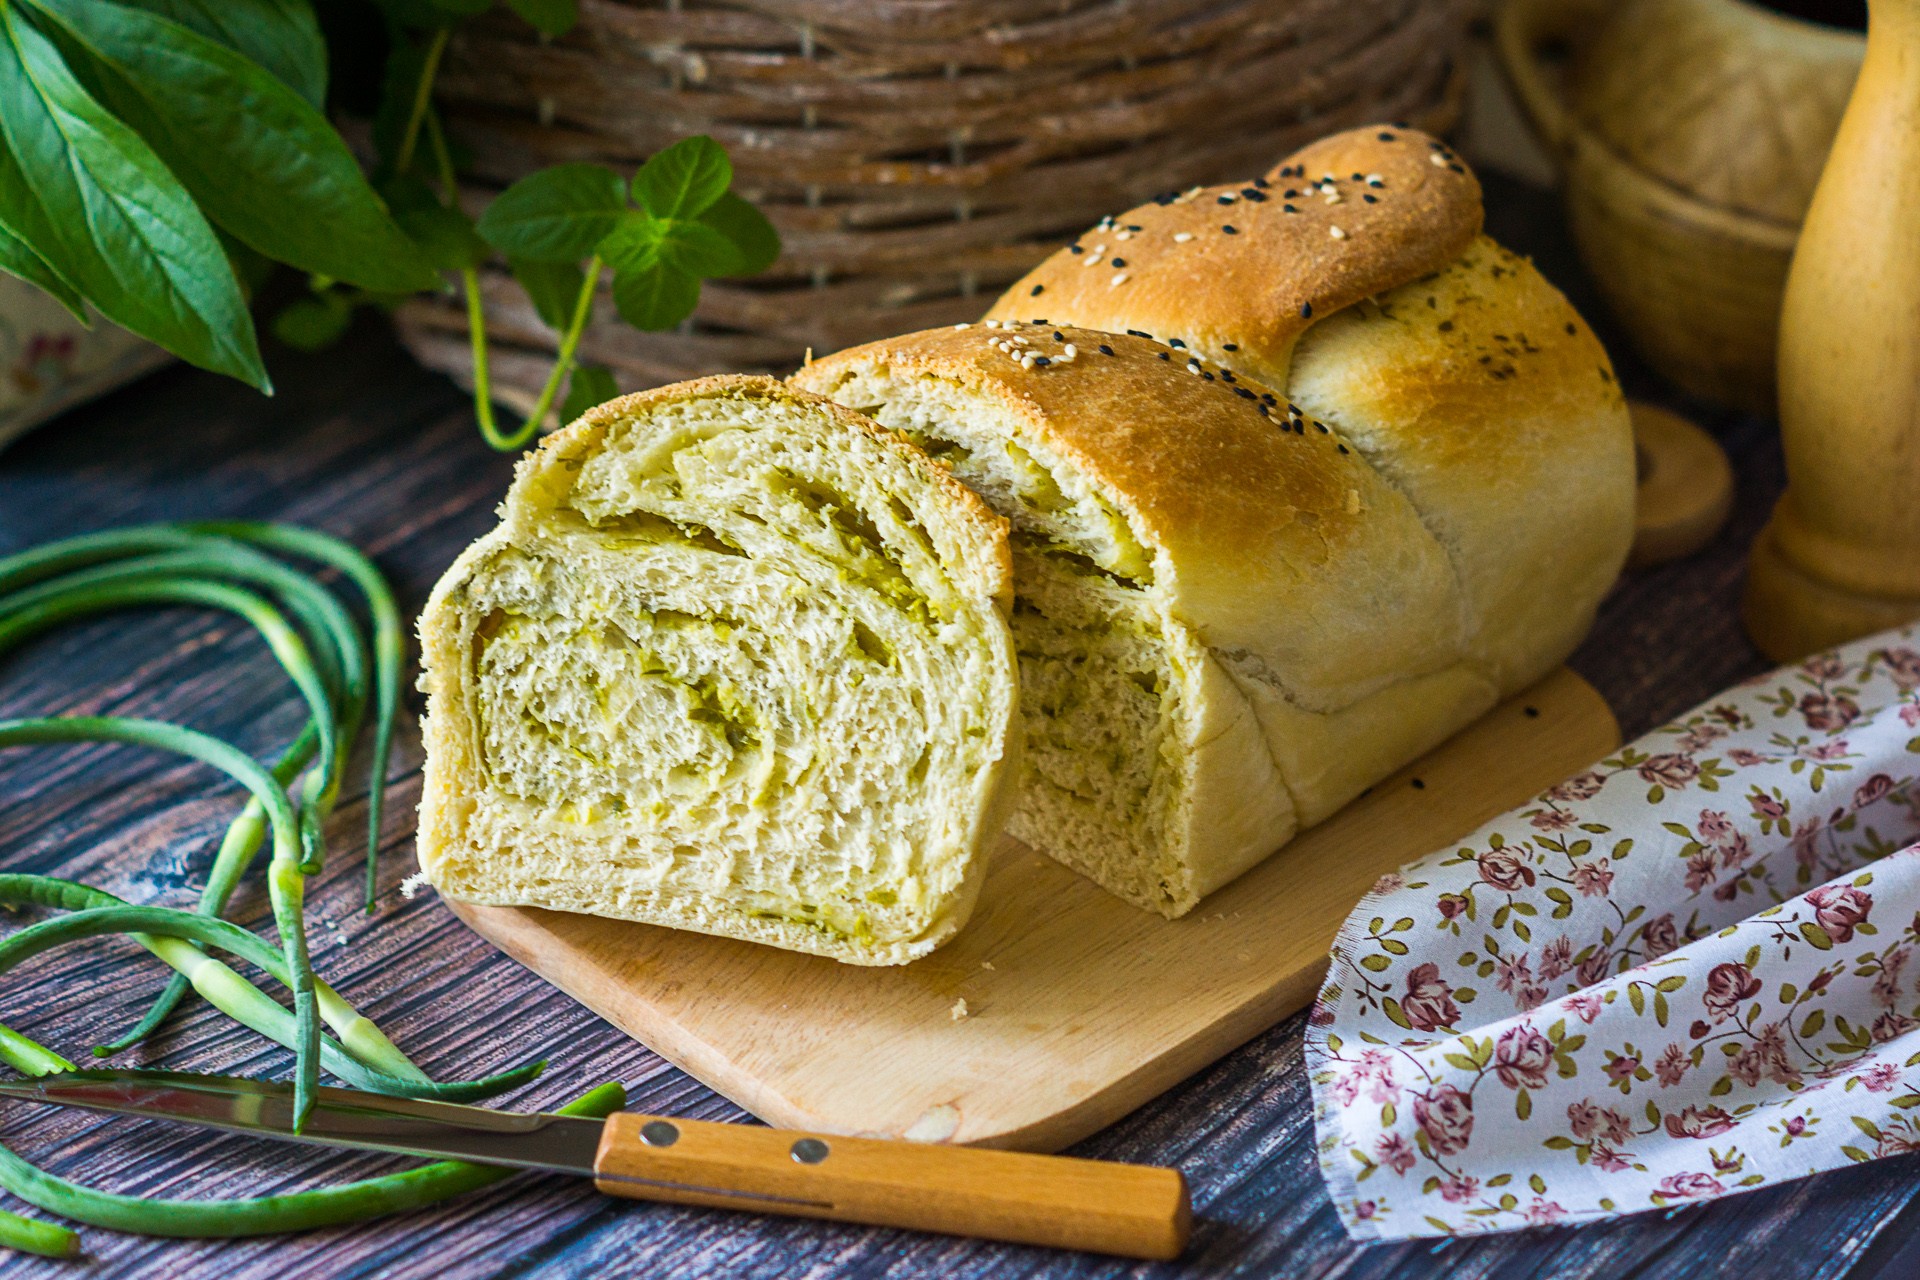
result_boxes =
[592,1112,1191,1259]
[639,1120,679,1147]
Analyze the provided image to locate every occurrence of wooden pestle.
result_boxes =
[1744,0,1920,660]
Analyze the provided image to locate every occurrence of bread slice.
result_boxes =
[416,376,1020,965]
[793,130,1632,918]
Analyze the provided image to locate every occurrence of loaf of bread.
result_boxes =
[792,126,1634,916]
[415,376,1020,964]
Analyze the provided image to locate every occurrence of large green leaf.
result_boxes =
[0,217,85,319]
[697,191,780,276]
[113,0,324,108]
[611,261,698,330]
[632,136,730,220]
[0,3,265,388]
[478,164,627,263]
[26,0,439,294]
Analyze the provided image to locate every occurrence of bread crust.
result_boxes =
[985,127,1482,385]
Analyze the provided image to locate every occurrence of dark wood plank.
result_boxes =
[0,173,1913,1278]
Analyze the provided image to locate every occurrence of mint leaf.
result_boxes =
[506,0,577,36]
[510,256,585,330]
[597,214,661,274]
[27,0,439,294]
[633,135,730,220]
[697,191,779,276]
[0,217,85,320]
[114,0,325,108]
[612,261,698,330]
[271,292,351,351]
[479,163,626,263]
[0,4,265,389]
[561,363,618,421]
[657,218,740,277]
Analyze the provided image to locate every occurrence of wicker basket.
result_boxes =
[394,0,1472,409]
[1495,0,1862,414]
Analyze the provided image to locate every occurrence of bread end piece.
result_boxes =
[418,376,1019,964]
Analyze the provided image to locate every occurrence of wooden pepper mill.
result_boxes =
[1744,0,1920,660]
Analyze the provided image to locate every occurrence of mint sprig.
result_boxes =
[0,0,780,451]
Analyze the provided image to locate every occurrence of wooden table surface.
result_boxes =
[2,175,1918,1278]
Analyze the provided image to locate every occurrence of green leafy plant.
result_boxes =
[0,0,778,451]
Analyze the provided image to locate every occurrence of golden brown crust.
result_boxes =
[794,324,1464,707]
[983,126,1482,384]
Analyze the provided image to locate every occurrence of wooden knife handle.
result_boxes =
[592,1113,1190,1259]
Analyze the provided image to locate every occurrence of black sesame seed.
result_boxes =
[1032,318,1048,324]
[1351,172,1364,181]
[1053,331,1066,341]
[1261,392,1276,404]
[1410,777,1425,790]
[1217,195,1235,205]
[1283,189,1299,198]
[1033,355,1050,367]
[1242,188,1267,202]
[1362,194,1378,204]
[1201,371,1214,380]
[1300,301,1313,318]
[1338,444,1349,454]
[1222,225,1238,234]
[1377,130,1396,141]
[1316,422,1329,433]
[1221,370,1236,382]
[1169,338,1186,349]
[1449,164,1465,174]
[1069,244,1083,254]
[1223,342,1239,351]
[1282,204,1298,214]
[1098,344,1114,356]
[1030,285,1044,296]
[1524,705,1540,718]
[1253,177,1271,189]
[1565,322,1577,335]
[1126,328,1152,339]
[1126,225,1141,232]
[1438,319,1453,332]
[1158,352,1170,361]
[1234,387,1256,400]
[1111,258,1127,268]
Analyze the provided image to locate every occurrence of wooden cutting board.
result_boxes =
[450,668,1618,1152]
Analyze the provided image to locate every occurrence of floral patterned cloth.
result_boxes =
[1308,625,1920,1239]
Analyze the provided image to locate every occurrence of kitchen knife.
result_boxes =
[0,1070,1190,1259]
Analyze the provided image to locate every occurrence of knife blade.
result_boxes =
[0,1070,1190,1259]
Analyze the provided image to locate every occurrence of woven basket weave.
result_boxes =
[395,0,1472,410]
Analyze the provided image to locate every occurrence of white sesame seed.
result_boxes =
[984,319,1000,328]
[1062,344,1077,358]
[1083,245,1106,266]
[1365,173,1382,184]
[1173,231,1193,242]
[1329,226,1346,239]
[1021,354,1037,368]
[1109,272,1129,287]
[953,322,971,330]
[1116,231,1133,241]
[1430,152,1448,167]
[1325,193,1342,204]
